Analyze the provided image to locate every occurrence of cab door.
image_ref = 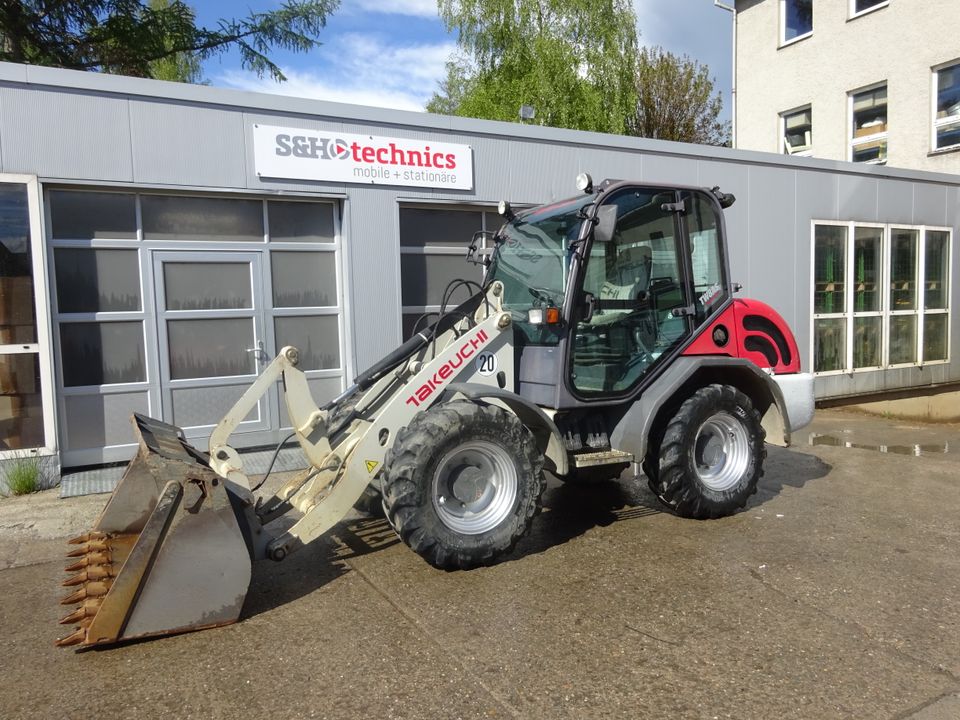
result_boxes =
[568,187,695,397]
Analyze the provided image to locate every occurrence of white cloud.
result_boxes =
[217,34,455,112]
[352,0,439,18]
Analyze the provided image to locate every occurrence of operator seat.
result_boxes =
[598,245,652,308]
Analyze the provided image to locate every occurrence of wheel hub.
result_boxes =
[451,466,485,504]
[692,411,751,492]
[432,441,518,535]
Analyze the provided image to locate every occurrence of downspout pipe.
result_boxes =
[714,0,737,148]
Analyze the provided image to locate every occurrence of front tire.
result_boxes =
[382,401,545,569]
[648,384,765,519]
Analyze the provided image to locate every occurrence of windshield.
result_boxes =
[486,194,594,317]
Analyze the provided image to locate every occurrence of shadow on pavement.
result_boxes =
[241,516,400,620]
[241,447,831,613]
[506,475,663,562]
[748,445,832,507]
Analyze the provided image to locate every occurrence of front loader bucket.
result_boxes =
[55,414,252,649]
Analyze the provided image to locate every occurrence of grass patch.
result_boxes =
[4,453,43,496]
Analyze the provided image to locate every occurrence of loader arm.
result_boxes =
[255,284,517,560]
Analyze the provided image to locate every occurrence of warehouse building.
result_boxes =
[0,62,956,472]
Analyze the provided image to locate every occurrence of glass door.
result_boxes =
[153,251,271,440]
[570,187,692,396]
[0,177,55,456]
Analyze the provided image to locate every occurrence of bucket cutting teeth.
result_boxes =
[66,540,109,557]
[59,599,103,625]
[67,532,108,545]
[60,580,113,605]
[62,565,115,586]
[54,627,87,648]
[65,552,111,572]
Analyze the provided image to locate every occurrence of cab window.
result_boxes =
[570,188,692,395]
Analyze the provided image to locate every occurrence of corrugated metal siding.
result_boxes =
[0,63,957,402]
[342,187,406,369]
[0,86,133,181]
[129,100,248,187]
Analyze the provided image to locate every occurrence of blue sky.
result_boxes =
[194,0,734,122]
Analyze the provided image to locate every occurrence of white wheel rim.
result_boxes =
[431,441,518,534]
[692,411,751,492]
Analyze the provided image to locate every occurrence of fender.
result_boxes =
[610,356,795,462]
[440,383,569,477]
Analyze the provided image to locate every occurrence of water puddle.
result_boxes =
[807,433,951,457]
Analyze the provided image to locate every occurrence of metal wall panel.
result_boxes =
[815,362,953,399]
[502,140,586,203]
[0,87,132,181]
[343,189,406,369]
[913,183,949,226]
[696,161,751,301]
[744,166,797,331]
[876,179,915,225]
[575,148,644,190]
[837,174,879,221]
[640,154,699,185]
[129,101,248,188]
[0,66,956,410]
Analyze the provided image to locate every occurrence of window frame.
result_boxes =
[931,59,960,153]
[780,104,813,156]
[848,0,888,20]
[811,221,952,376]
[779,0,813,47]
[0,175,58,459]
[849,82,889,164]
[395,202,501,341]
[46,187,347,464]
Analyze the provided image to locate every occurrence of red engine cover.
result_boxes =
[683,298,801,374]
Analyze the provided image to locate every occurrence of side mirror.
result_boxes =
[465,230,492,265]
[594,205,618,245]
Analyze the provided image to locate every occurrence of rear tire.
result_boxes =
[382,401,545,569]
[648,384,765,519]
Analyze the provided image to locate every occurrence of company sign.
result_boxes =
[253,124,474,190]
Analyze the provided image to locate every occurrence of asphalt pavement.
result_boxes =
[0,409,958,720]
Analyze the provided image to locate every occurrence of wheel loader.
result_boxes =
[55,174,814,649]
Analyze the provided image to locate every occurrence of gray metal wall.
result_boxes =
[1,62,958,401]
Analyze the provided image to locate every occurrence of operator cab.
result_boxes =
[485,178,733,407]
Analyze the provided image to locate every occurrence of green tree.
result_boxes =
[0,0,338,82]
[629,46,729,146]
[427,0,638,135]
[147,0,203,83]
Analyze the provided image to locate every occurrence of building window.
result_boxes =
[850,84,888,163]
[934,61,960,151]
[48,189,344,464]
[813,222,951,374]
[781,106,812,155]
[398,206,498,340]
[849,0,887,18]
[781,0,813,45]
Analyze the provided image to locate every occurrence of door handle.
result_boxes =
[246,340,269,363]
